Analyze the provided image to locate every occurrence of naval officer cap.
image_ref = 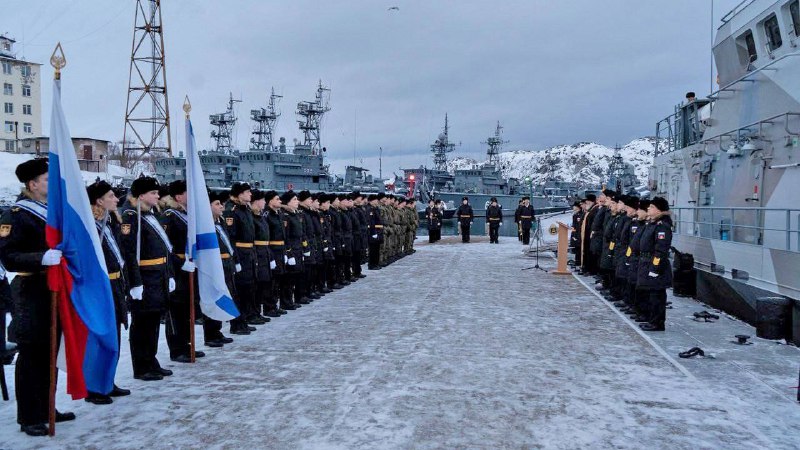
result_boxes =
[87,180,113,204]
[280,190,297,204]
[130,176,160,197]
[230,182,252,197]
[15,158,48,183]
[168,180,187,197]
[650,196,669,212]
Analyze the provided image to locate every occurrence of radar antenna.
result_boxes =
[431,113,456,171]
[482,121,508,167]
[210,92,241,154]
[296,80,330,154]
[250,87,282,151]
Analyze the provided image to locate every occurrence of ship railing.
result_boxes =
[699,111,800,153]
[708,52,800,101]
[672,206,800,252]
[720,0,757,25]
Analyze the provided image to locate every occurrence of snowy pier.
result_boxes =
[2,238,800,449]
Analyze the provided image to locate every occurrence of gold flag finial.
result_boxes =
[50,43,66,80]
[183,95,191,118]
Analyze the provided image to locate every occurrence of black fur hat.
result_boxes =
[130,176,160,197]
[230,182,252,197]
[651,196,669,212]
[87,180,113,204]
[15,158,48,183]
[168,180,187,197]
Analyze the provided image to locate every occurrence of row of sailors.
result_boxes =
[570,189,673,332]
[0,159,420,437]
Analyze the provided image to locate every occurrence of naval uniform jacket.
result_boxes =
[570,211,584,250]
[252,211,273,283]
[425,206,442,231]
[320,209,336,261]
[612,215,633,278]
[517,205,535,230]
[367,204,384,243]
[300,206,321,265]
[339,208,354,256]
[215,218,238,296]
[486,205,503,227]
[455,204,474,226]
[96,214,129,327]
[120,203,174,313]
[589,206,607,255]
[637,214,673,290]
[328,208,343,257]
[622,218,644,283]
[355,206,369,253]
[0,197,52,345]
[224,201,257,285]
[283,209,305,272]
[161,207,191,297]
[266,207,287,275]
[599,213,620,270]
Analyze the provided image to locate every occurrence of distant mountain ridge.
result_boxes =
[446,137,658,187]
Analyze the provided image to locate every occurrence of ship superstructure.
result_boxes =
[651,0,800,338]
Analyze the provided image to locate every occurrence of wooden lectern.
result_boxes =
[553,222,571,275]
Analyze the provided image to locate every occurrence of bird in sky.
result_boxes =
[388,6,399,12]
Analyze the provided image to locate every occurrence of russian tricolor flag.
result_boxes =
[46,78,119,399]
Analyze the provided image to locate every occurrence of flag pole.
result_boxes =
[48,42,66,438]
[184,97,196,363]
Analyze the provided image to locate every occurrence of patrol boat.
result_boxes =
[155,82,334,191]
[650,0,800,340]
[403,117,557,216]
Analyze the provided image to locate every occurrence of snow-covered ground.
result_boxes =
[0,152,129,204]
[1,238,799,449]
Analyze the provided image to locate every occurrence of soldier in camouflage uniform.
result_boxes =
[407,198,419,254]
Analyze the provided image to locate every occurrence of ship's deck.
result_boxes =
[2,238,799,449]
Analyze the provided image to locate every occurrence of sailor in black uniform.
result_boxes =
[224,182,263,335]
[0,159,75,436]
[250,189,278,317]
[455,196,474,243]
[367,194,384,269]
[120,176,175,382]
[85,181,131,404]
[516,196,536,245]
[638,197,673,332]
[281,191,307,305]
[264,191,293,312]
[486,197,503,244]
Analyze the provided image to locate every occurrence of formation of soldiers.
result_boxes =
[0,159,421,437]
[572,189,674,332]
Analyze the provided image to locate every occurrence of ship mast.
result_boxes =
[431,113,456,171]
[210,93,241,154]
[250,87,282,152]
[296,80,330,154]
[482,121,508,167]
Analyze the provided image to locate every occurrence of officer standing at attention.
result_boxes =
[514,199,524,241]
[204,191,238,347]
[0,159,76,436]
[570,201,584,263]
[85,181,132,404]
[517,196,536,245]
[250,190,279,317]
[160,180,205,363]
[264,191,294,311]
[366,194,384,269]
[425,199,440,243]
[638,196,673,332]
[121,176,175,382]
[455,196,474,243]
[486,197,503,244]
[224,182,261,335]
[406,198,419,253]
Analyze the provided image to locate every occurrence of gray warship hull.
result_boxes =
[651,0,800,340]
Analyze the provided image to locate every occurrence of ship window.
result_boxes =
[791,1,800,36]
[764,14,782,51]
[736,30,758,65]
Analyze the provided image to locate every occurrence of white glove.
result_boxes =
[323,247,329,252]
[648,271,658,278]
[235,263,242,273]
[371,234,378,239]
[284,255,288,263]
[181,260,196,273]
[130,285,144,300]
[42,249,62,266]
[269,260,277,270]
[168,278,176,292]
[500,222,503,226]
[303,251,311,257]
[288,257,297,266]
[470,221,473,225]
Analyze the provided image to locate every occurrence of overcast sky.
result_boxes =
[4,0,740,176]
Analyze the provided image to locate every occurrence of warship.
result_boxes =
[155,81,334,191]
[651,0,800,340]
[403,117,565,217]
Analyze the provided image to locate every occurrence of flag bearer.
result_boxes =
[486,197,503,244]
[204,191,238,347]
[85,181,131,404]
[637,197,673,332]
[121,176,175,382]
[161,180,205,363]
[0,160,75,436]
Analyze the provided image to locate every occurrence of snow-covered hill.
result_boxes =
[447,137,658,187]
